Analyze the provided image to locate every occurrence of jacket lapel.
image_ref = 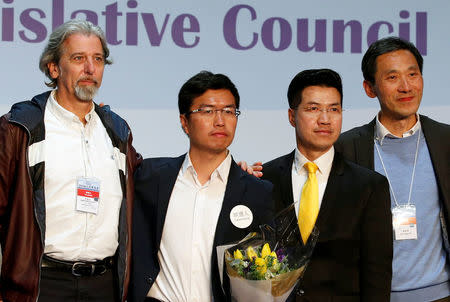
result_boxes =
[155,155,185,248]
[355,118,376,169]
[421,115,450,205]
[315,152,346,233]
[213,160,244,246]
[279,151,295,209]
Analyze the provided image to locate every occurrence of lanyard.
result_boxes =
[374,128,421,208]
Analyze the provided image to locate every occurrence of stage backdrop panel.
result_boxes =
[0,0,449,162]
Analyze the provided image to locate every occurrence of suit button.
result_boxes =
[146,277,153,284]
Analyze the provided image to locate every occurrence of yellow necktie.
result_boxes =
[298,162,319,244]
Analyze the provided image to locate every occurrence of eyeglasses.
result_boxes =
[187,107,241,118]
[299,106,343,116]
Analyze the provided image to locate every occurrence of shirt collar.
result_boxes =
[47,90,95,126]
[375,112,421,145]
[294,146,334,176]
[182,151,232,185]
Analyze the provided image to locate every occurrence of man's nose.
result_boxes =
[214,110,225,126]
[84,58,95,74]
[317,109,331,123]
[398,76,411,92]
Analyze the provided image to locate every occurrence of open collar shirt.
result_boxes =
[375,113,421,145]
[43,91,123,261]
[148,152,232,302]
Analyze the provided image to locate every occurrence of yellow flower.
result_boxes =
[255,257,267,275]
[246,246,257,260]
[261,243,271,259]
[233,249,243,260]
[269,251,278,265]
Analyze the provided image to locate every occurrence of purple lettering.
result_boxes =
[367,21,393,46]
[141,13,169,46]
[128,0,137,8]
[261,17,291,51]
[70,10,98,24]
[171,14,200,48]
[2,1,13,41]
[0,3,428,55]
[333,20,362,53]
[297,19,326,52]
[416,12,427,55]
[126,0,138,45]
[19,8,46,43]
[52,0,63,30]
[223,4,258,50]
[102,2,122,45]
[399,10,410,41]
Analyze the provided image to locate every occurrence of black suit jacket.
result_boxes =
[262,151,393,302]
[129,155,275,302]
[335,114,450,259]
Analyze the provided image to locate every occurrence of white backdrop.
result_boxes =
[1,0,449,162]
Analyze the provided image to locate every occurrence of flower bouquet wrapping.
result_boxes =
[218,203,319,302]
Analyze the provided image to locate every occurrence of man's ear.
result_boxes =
[363,80,377,98]
[47,62,59,79]
[288,108,296,128]
[180,114,189,136]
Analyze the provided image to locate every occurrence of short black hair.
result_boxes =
[178,71,240,115]
[287,69,343,109]
[362,37,423,84]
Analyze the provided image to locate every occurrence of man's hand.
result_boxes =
[237,161,263,178]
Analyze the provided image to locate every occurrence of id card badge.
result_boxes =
[392,205,417,240]
[76,177,101,214]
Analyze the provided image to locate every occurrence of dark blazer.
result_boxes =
[129,155,275,302]
[262,151,393,302]
[335,114,450,258]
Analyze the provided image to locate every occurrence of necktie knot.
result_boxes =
[304,162,318,174]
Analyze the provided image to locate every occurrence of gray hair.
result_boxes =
[39,19,112,88]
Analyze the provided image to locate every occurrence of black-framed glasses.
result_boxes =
[187,107,241,118]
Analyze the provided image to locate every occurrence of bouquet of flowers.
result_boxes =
[218,203,319,302]
[228,242,292,280]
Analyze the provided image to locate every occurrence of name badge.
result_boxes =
[392,204,417,240]
[230,205,253,229]
[76,177,101,214]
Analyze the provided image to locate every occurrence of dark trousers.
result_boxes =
[39,267,118,302]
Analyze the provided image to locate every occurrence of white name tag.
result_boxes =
[392,205,417,240]
[76,177,101,214]
[230,205,253,229]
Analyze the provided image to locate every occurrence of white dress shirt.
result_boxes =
[291,147,334,217]
[148,153,232,302]
[43,91,123,261]
[375,113,421,145]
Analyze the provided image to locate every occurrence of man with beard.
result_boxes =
[0,20,141,302]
